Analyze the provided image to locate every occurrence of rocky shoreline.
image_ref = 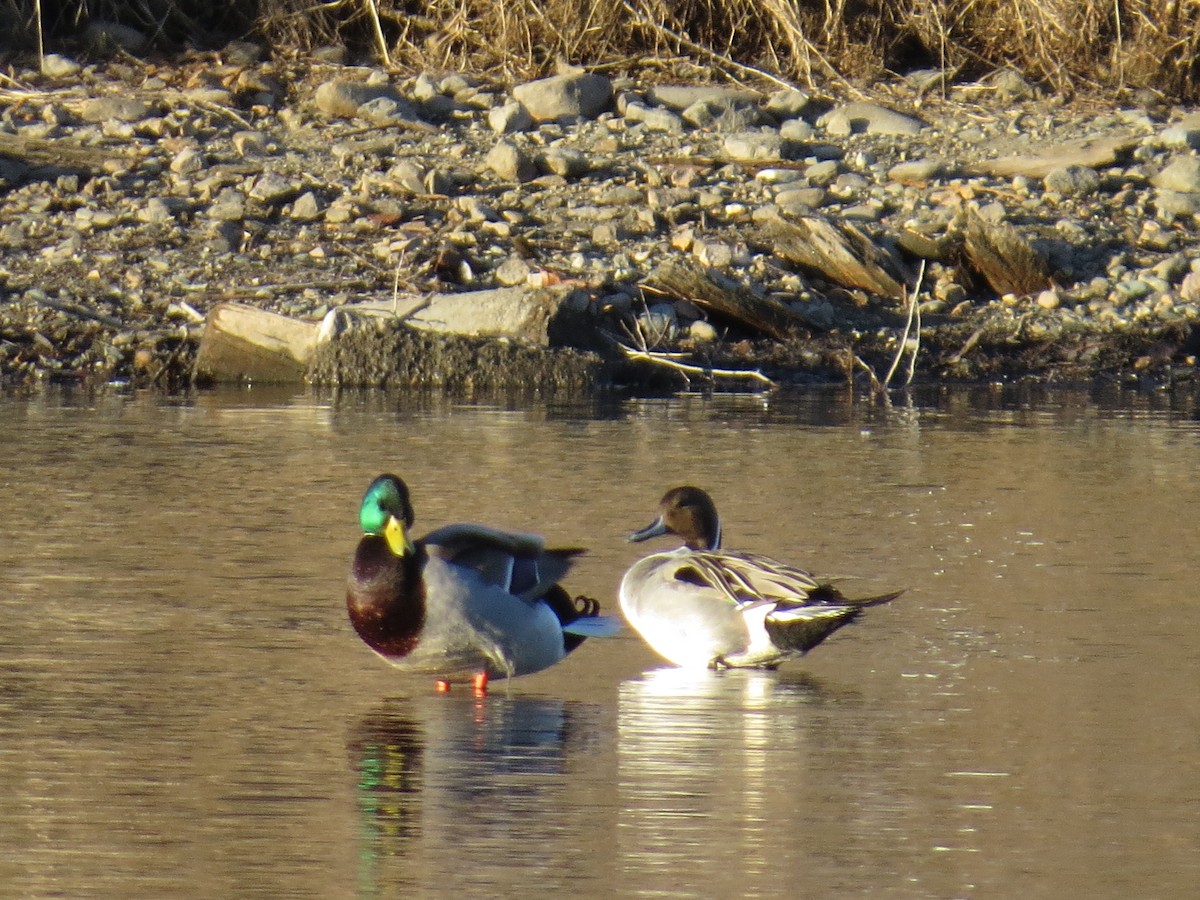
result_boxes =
[3,45,1200,393]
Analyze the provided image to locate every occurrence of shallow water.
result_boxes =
[1,384,1198,898]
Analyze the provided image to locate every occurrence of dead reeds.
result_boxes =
[9,0,1200,100]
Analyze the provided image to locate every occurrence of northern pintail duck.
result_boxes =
[620,486,902,670]
[348,474,621,692]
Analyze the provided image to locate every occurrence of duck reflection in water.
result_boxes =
[616,667,872,894]
[347,693,602,893]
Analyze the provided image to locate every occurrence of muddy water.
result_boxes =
[1,385,1198,898]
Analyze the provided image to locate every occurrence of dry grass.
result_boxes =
[9,0,1200,100]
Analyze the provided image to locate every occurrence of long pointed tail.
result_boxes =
[850,589,905,609]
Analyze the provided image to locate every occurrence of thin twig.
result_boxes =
[884,259,927,389]
[615,340,776,388]
[364,0,392,66]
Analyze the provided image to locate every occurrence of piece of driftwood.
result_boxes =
[194,302,321,383]
[962,210,1052,296]
[646,260,811,338]
[970,134,1139,180]
[0,132,135,176]
[615,340,776,389]
[763,217,907,300]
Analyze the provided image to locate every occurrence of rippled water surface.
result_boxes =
[2,385,1198,898]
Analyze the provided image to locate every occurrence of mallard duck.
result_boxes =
[347,474,621,692]
[620,486,902,670]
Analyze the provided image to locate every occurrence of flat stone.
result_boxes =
[887,159,945,184]
[820,102,924,136]
[80,97,152,123]
[314,79,406,119]
[329,285,576,345]
[723,132,785,162]
[511,73,612,122]
[248,172,302,204]
[682,99,767,132]
[357,95,422,126]
[1154,190,1200,219]
[1151,156,1200,193]
[623,102,685,133]
[648,85,761,111]
[972,134,1140,179]
[1159,125,1200,150]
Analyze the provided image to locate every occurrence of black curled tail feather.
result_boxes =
[542,587,602,653]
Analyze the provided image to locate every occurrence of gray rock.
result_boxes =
[1036,289,1061,309]
[411,73,440,103]
[314,80,406,119]
[1159,125,1200,150]
[388,161,426,194]
[488,101,533,134]
[648,85,761,111]
[80,97,152,123]
[689,320,718,342]
[985,68,1037,101]
[887,159,944,184]
[780,119,815,141]
[137,198,177,224]
[820,102,924,137]
[41,54,82,78]
[169,147,205,175]
[682,99,766,132]
[290,192,324,221]
[1180,270,1200,303]
[540,148,589,178]
[775,187,827,211]
[693,240,734,267]
[249,172,301,204]
[723,132,785,162]
[486,141,537,182]
[1044,165,1102,197]
[763,89,813,120]
[806,160,840,185]
[232,131,270,156]
[206,188,246,221]
[1151,156,1200,193]
[623,102,685,133]
[494,257,532,286]
[1154,190,1200,219]
[357,95,422,126]
[224,41,264,65]
[511,73,612,122]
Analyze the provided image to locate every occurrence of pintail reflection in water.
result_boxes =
[616,667,900,895]
[347,693,605,895]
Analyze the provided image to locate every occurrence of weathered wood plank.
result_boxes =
[962,210,1052,296]
[647,260,812,338]
[763,217,907,300]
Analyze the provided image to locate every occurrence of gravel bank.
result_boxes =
[3,48,1200,392]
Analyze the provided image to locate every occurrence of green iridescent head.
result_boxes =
[359,474,415,556]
